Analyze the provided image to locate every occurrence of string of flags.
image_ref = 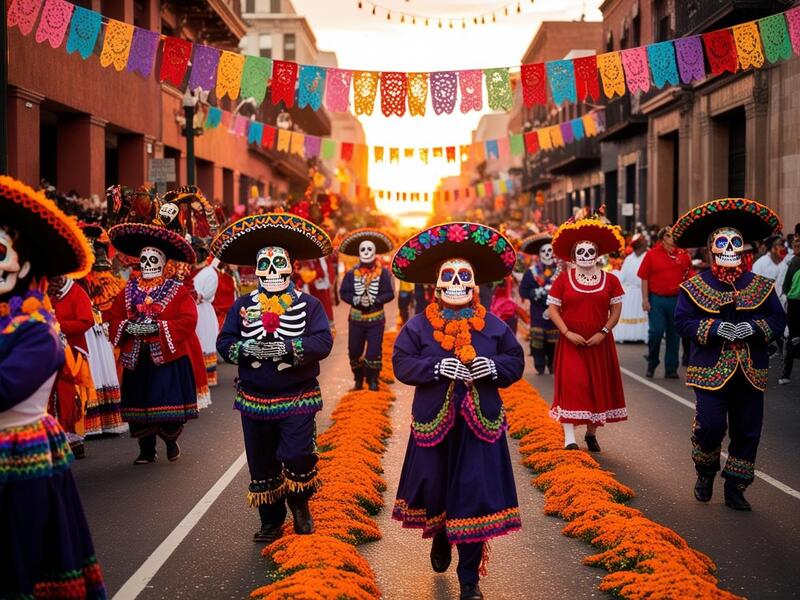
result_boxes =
[8,0,800,118]
[205,105,605,165]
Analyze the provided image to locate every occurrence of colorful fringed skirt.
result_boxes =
[0,415,106,599]
[83,325,126,436]
[195,301,219,388]
[393,392,521,545]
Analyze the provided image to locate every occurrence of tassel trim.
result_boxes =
[285,473,322,495]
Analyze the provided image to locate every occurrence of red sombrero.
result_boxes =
[337,228,394,256]
[519,232,553,255]
[109,222,196,264]
[672,198,781,248]
[552,217,625,261]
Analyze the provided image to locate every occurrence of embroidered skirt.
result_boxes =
[0,415,106,598]
[120,350,198,425]
[83,325,126,436]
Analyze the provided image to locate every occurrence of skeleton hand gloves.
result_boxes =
[435,357,472,381]
[125,321,160,336]
[717,321,755,341]
[242,339,289,359]
[469,356,497,380]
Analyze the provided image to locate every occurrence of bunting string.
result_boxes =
[8,0,800,119]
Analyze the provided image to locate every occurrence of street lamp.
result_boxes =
[181,87,206,186]
[276,108,293,130]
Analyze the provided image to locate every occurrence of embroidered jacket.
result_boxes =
[339,264,395,322]
[105,277,199,370]
[217,288,333,419]
[519,263,558,326]
[675,270,786,391]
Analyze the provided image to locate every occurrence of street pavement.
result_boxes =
[71,303,800,599]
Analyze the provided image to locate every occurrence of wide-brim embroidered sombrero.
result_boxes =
[392,222,517,285]
[519,232,553,255]
[109,222,196,264]
[552,217,625,261]
[0,176,94,278]
[337,228,394,256]
[672,198,781,248]
[211,213,333,265]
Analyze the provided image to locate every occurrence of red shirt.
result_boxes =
[53,281,94,355]
[637,243,693,297]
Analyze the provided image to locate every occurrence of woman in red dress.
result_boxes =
[547,215,627,452]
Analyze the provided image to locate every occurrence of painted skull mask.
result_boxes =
[709,227,744,268]
[140,246,166,280]
[359,240,377,264]
[436,258,475,306]
[539,243,554,265]
[256,246,292,293]
[158,202,180,227]
[574,241,598,268]
[0,228,31,296]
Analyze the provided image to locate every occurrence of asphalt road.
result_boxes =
[71,303,800,599]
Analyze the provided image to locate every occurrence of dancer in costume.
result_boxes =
[673,198,785,511]
[106,221,199,464]
[0,176,106,599]
[547,214,627,452]
[191,239,220,387]
[78,224,126,436]
[519,233,560,374]
[212,257,238,329]
[338,229,395,391]
[391,222,524,600]
[613,233,649,343]
[215,213,334,543]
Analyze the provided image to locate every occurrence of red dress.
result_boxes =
[548,269,627,425]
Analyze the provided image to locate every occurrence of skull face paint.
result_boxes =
[359,240,377,264]
[709,227,744,268]
[256,246,292,293]
[0,229,31,296]
[574,241,598,269]
[139,246,166,280]
[539,243,554,265]
[436,259,475,306]
[158,202,180,226]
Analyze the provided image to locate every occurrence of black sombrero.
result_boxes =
[109,222,196,264]
[672,198,782,248]
[210,213,332,266]
[392,222,517,285]
[519,232,553,255]
[338,228,394,256]
[0,176,94,278]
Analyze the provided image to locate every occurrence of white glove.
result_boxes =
[716,321,737,342]
[436,357,472,381]
[242,339,285,359]
[360,294,372,307]
[469,356,497,380]
[735,322,755,340]
[542,308,551,321]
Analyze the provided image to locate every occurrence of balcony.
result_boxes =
[675,0,787,37]
[547,136,601,175]
[596,95,647,143]
[163,0,247,48]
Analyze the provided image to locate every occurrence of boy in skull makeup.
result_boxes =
[519,233,560,374]
[337,229,395,390]
[673,199,785,511]
[214,214,334,542]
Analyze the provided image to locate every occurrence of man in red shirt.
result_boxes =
[638,227,693,378]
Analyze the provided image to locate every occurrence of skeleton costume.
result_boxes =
[391,223,524,600]
[673,199,785,511]
[105,222,199,464]
[0,176,106,599]
[519,233,560,374]
[214,213,334,543]
[338,229,396,391]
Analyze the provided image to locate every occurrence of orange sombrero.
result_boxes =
[552,215,625,261]
[0,176,94,279]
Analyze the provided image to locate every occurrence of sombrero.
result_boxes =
[519,232,553,255]
[109,222,196,264]
[392,222,517,285]
[552,216,625,261]
[211,213,332,265]
[0,176,94,278]
[672,198,781,248]
[338,228,394,256]
[80,222,110,245]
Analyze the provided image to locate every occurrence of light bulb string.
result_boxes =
[358,0,531,27]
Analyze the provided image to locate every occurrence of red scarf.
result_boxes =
[711,263,744,286]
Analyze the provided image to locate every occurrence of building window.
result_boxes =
[271,0,281,12]
[728,112,746,198]
[605,31,614,52]
[259,34,272,59]
[632,14,640,47]
[654,0,672,42]
[245,0,255,13]
[284,33,296,61]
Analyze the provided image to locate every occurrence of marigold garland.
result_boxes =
[425,300,486,363]
[501,380,743,600]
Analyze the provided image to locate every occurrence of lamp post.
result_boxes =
[181,87,205,186]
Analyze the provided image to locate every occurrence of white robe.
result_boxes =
[614,251,648,343]
[194,265,220,393]
[83,323,128,435]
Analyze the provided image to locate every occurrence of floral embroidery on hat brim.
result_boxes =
[109,223,196,264]
[337,228,394,256]
[672,198,782,248]
[211,213,333,265]
[519,233,553,255]
[391,222,516,284]
[551,219,625,261]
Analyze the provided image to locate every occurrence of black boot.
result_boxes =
[724,480,752,511]
[584,434,601,453]
[166,440,181,462]
[351,366,365,391]
[254,504,285,543]
[287,495,314,534]
[133,435,157,465]
[694,475,714,502]
[459,582,484,600]
[430,531,452,573]
[366,367,380,391]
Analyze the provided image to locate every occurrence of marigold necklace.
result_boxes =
[426,299,486,364]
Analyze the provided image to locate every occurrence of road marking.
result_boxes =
[112,452,247,600]
[620,367,800,502]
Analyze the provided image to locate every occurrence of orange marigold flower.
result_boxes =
[441,335,456,351]
[21,296,42,314]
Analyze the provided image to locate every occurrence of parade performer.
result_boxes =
[106,220,199,464]
[214,213,334,543]
[0,176,106,598]
[519,233,560,374]
[614,233,649,342]
[78,224,126,436]
[212,257,238,329]
[338,229,395,391]
[390,222,524,600]
[547,214,627,452]
[673,198,785,511]
[191,239,220,387]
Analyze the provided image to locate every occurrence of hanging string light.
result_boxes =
[356,0,536,29]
